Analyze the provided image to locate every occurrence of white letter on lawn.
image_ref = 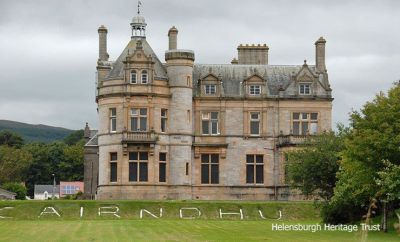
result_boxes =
[98,206,120,218]
[80,207,84,218]
[179,208,201,219]
[140,208,163,219]
[39,207,61,218]
[219,208,243,220]
[258,210,282,220]
[0,207,14,219]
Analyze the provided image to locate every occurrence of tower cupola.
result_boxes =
[130,3,147,38]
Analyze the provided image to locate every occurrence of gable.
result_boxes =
[295,63,317,82]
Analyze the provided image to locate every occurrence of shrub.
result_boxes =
[1,182,27,200]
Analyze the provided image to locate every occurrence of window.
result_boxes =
[141,70,148,84]
[185,162,189,176]
[201,112,219,135]
[62,185,80,195]
[299,83,311,95]
[110,108,116,132]
[131,108,147,131]
[159,153,167,182]
[292,112,318,135]
[110,152,117,182]
[187,76,191,87]
[130,70,137,84]
[246,155,264,184]
[204,84,216,95]
[161,109,167,133]
[249,85,261,95]
[129,152,148,182]
[250,112,260,136]
[201,154,219,184]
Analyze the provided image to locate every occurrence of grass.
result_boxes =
[0,200,398,242]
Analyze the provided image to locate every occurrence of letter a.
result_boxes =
[39,207,61,218]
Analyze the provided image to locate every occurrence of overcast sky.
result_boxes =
[0,0,399,130]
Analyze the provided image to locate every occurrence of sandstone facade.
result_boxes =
[84,11,333,200]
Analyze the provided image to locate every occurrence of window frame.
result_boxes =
[109,152,118,183]
[292,112,319,135]
[128,152,149,182]
[109,108,117,133]
[246,154,264,184]
[130,108,148,132]
[161,109,168,133]
[159,152,167,183]
[249,112,261,136]
[249,85,261,95]
[201,111,219,135]
[204,84,217,95]
[200,154,219,184]
[141,70,148,84]
[130,70,137,84]
[299,83,312,95]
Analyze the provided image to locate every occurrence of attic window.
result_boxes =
[299,83,311,95]
[130,70,137,84]
[204,84,216,95]
[249,85,261,95]
[141,70,148,84]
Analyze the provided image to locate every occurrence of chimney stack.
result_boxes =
[315,37,326,73]
[168,26,178,50]
[84,122,91,141]
[98,25,109,61]
[237,44,269,65]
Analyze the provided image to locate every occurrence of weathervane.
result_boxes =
[137,1,142,14]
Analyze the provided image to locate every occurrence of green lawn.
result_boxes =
[0,220,399,242]
[0,200,398,242]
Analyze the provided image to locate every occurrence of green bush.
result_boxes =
[1,182,27,200]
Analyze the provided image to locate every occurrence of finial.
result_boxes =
[137,1,142,14]
[304,59,307,65]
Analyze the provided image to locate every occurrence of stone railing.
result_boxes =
[278,135,309,146]
[122,131,157,144]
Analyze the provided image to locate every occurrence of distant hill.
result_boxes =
[0,120,74,143]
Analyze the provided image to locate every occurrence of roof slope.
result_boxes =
[106,37,167,80]
[34,185,60,194]
[193,64,317,96]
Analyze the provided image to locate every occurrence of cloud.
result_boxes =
[0,0,399,129]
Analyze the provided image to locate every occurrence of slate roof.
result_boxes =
[106,37,167,80]
[85,133,98,146]
[193,64,316,96]
[34,185,60,194]
[0,187,16,196]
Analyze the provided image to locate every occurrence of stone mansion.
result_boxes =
[83,11,333,200]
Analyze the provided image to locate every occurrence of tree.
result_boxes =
[285,129,346,200]
[324,82,400,223]
[63,130,84,145]
[0,131,24,148]
[0,145,32,183]
[24,141,84,196]
[376,161,400,232]
[58,143,84,181]
[1,182,27,200]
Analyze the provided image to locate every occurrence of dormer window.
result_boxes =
[249,85,261,95]
[204,84,216,95]
[130,70,137,84]
[299,83,311,95]
[141,70,148,84]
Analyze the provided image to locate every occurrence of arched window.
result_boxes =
[130,70,137,84]
[141,70,148,84]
